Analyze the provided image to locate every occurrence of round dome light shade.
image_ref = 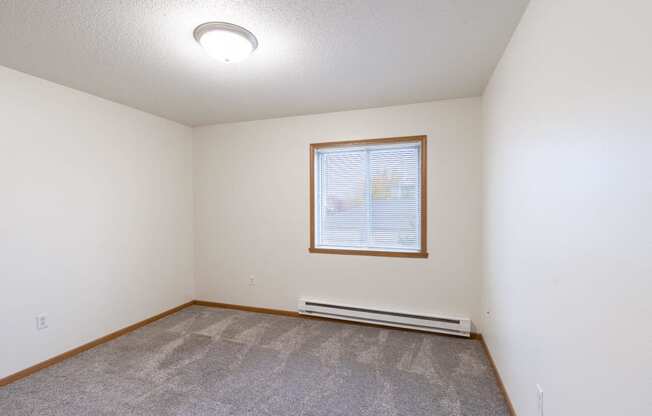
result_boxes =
[194,22,258,63]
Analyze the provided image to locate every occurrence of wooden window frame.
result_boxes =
[309,135,428,258]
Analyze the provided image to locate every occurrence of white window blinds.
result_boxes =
[314,140,422,253]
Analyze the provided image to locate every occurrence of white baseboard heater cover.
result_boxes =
[298,299,471,337]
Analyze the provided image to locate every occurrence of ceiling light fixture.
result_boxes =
[193,22,258,63]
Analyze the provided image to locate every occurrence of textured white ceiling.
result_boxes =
[0,1,528,126]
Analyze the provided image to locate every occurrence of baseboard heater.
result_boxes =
[298,299,471,337]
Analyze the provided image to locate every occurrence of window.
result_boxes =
[309,136,427,258]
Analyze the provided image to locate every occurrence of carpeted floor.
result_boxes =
[0,306,509,415]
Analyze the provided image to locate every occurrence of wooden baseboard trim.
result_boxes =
[478,334,517,416]
[192,300,302,318]
[193,300,481,339]
[0,301,194,387]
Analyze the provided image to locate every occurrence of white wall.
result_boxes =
[482,1,652,415]
[0,66,195,379]
[194,98,483,328]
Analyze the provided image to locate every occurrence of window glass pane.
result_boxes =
[369,146,419,250]
[317,150,368,247]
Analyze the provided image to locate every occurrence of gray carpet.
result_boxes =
[0,306,509,415]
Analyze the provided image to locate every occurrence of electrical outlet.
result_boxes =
[537,384,543,416]
[36,314,48,330]
[249,275,255,286]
